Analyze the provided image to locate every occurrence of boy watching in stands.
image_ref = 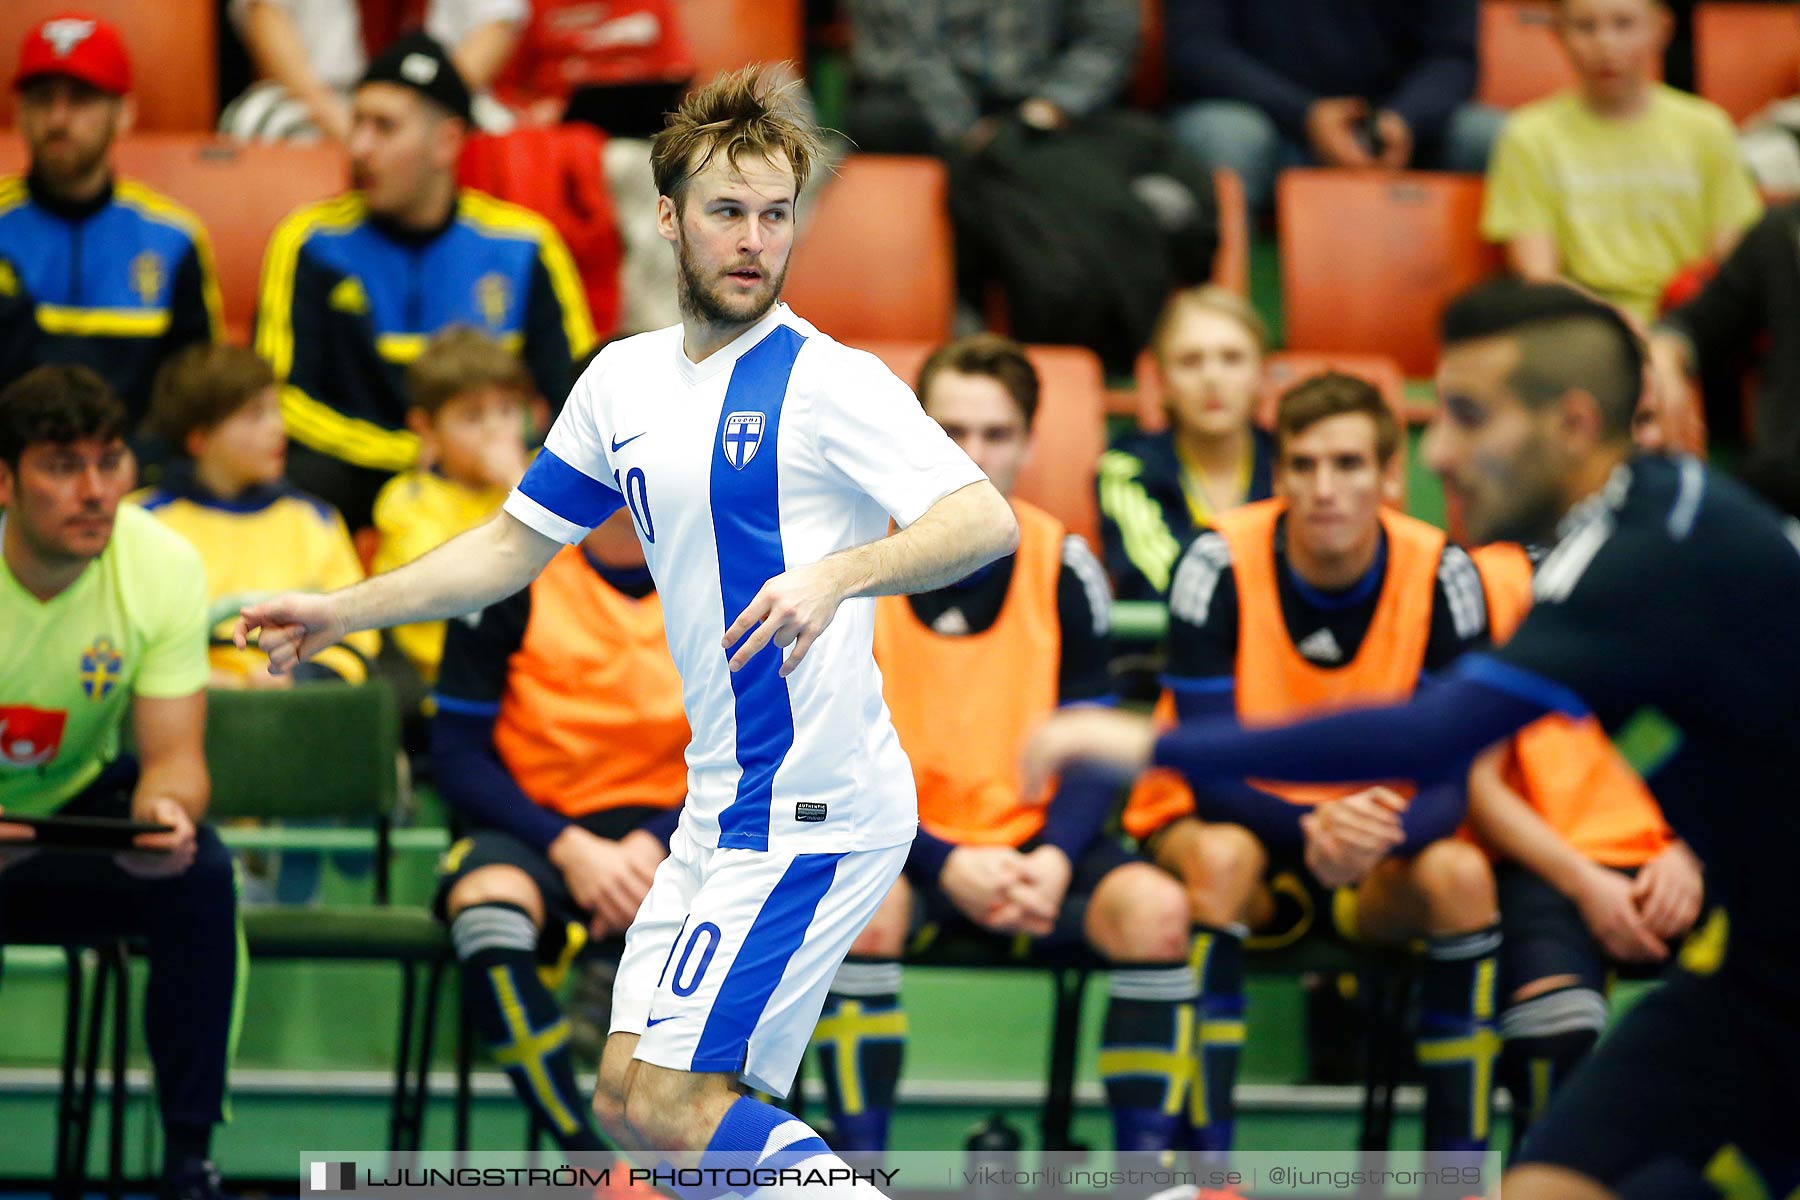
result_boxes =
[1481,0,1762,322]
[135,344,376,687]
[373,327,532,682]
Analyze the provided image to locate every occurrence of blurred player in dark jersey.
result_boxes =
[1027,279,1800,1199]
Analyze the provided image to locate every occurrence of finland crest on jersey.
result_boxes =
[722,412,764,469]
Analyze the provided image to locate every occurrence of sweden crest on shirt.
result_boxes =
[722,411,764,470]
[131,251,164,305]
[79,637,123,700]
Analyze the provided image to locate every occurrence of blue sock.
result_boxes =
[1097,966,1198,1154]
[451,904,604,1152]
[1416,926,1503,1154]
[812,959,906,1153]
[1188,923,1246,1160]
[1497,984,1607,1156]
[666,1096,836,1200]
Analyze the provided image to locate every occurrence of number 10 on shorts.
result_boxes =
[658,918,722,999]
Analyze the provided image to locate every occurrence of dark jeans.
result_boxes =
[0,761,241,1129]
[1168,98,1507,213]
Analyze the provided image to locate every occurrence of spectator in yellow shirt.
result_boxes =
[1481,0,1762,321]
[135,344,376,686]
[372,327,531,682]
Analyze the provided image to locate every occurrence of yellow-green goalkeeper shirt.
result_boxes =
[0,503,207,814]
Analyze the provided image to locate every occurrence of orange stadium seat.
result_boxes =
[1278,169,1503,377]
[0,133,348,343]
[1695,2,1800,125]
[1255,351,1409,429]
[678,0,804,80]
[785,155,955,345]
[0,0,217,132]
[1477,1,1580,108]
[1211,166,1249,296]
[856,341,1106,552]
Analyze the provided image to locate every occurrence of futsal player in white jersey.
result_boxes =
[234,67,1017,1191]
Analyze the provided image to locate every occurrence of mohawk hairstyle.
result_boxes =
[1441,279,1645,440]
[649,63,824,207]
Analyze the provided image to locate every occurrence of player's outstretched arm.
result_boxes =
[724,479,1018,676]
[1024,676,1550,797]
[234,511,562,674]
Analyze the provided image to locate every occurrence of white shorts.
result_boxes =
[611,824,907,1096]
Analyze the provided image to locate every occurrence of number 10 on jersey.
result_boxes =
[614,467,654,543]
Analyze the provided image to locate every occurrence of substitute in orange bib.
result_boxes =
[1123,372,1499,1155]
[811,334,1194,1157]
[1467,541,1700,1155]
[431,506,685,1155]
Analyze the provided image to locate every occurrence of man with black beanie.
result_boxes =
[253,32,595,529]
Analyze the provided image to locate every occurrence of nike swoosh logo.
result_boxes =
[645,1015,679,1028]
[610,432,646,453]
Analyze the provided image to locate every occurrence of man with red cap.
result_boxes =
[0,13,223,442]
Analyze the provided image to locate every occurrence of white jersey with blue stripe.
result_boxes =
[504,304,988,853]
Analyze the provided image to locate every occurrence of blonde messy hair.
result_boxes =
[649,64,823,208]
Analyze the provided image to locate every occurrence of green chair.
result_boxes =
[1243,934,1420,1150]
[10,938,132,1200]
[203,681,452,1153]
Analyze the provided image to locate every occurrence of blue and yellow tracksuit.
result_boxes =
[1097,426,1277,601]
[0,172,223,423]
[254,190,597,475]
